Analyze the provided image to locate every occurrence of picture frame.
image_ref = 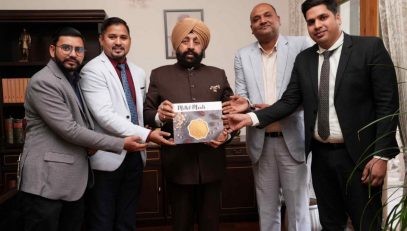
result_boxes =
[163,9,204,59]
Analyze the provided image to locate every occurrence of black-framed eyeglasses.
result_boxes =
[56,44,86,56]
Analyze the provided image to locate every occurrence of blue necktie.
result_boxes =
[118,64,138,125]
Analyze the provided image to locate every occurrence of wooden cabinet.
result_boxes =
[0,10,106,195]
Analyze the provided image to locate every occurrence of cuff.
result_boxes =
[373,155,390,161]
[155,113,164,127]
[247,112,259,126]
[146,130,152,142]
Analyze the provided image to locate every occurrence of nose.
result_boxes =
[187,40,195,50]
[314,19,322,29]
[259,16,266,24]
[68,49,78,57]
[114,37,122,45]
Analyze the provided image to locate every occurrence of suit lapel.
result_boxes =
[100,53,127,104]
[334,34,352,98]
[48,60,86,115]
[309,45,320,98]
[276,36,288,98]
[128,64,144,125]
[249,43,265,102]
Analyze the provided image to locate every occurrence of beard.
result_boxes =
[54,54,82,73]
[176,49,204,68]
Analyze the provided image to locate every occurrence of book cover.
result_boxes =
[172,101,223,144]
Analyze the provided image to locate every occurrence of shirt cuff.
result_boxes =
[247,112,259,126]
[373,155,389,161]
[155,113,164,127]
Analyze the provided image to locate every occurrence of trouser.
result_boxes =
[311,139,382,231]
[253,136,310,231]
[167,180,222,231]
[85,152,143,231]
[19,191,84,231]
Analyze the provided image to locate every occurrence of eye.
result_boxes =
[252,16,259,23]
[108,35,117,39]
[320,15,328,21]
[306,20,315,26]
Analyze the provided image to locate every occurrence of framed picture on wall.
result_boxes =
[164,9,204,59]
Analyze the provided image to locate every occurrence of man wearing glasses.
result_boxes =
[17,27,151,231]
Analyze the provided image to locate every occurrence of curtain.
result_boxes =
[288,0,308,36]
[379,0,407,189]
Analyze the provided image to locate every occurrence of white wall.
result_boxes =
[0,0,290,90]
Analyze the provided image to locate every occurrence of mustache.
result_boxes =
[183,49,199,57]
[113,46,125,50]
[64,58,80,64]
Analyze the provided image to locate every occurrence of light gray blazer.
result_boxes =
[80,52,150,171]
[19,60,124,201]
[235,35,311,163]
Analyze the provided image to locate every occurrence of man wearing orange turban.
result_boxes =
[144,18,235,231]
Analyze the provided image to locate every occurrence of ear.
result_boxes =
[98,34,103,47]
[49,45,56,58]
[335,12,342,25]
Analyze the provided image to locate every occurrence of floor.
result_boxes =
[138,222,260,231]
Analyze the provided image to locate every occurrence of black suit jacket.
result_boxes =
[255,33,399,165]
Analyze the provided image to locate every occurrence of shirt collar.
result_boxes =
[65,72,80,85]
[317,32,344,54]
[107,55,127,68]
[258,37,279,55]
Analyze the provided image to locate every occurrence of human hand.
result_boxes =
[149,128,175,146]
[123,136,148,151]
[222,113,253,133]
[206,130,229,148]
[158,100,175,122]
[222,95,250,114]
[361,158,388,187]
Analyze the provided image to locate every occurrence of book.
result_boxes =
[172,101,223,144]
[13,118,24,144]
[5,117,13,144]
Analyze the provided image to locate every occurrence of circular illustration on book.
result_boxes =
[187,119,209,140]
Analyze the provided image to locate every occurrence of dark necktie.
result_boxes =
[118,64,138,125]
[318,50,335,140]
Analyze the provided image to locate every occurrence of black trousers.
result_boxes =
[311,140,382,231]
[18,191,84,231]
[85,152,143,231]
[167,180,222,231]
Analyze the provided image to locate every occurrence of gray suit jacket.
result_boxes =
[19,60,124,201]
[234,35,311,163]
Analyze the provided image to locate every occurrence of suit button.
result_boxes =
[192,97,196,101]
[126,115,130,119]
[191,84,195,88]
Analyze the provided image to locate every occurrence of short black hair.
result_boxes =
[51,27,84,45]
[100,17,130,35]
[301,0,338,18]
